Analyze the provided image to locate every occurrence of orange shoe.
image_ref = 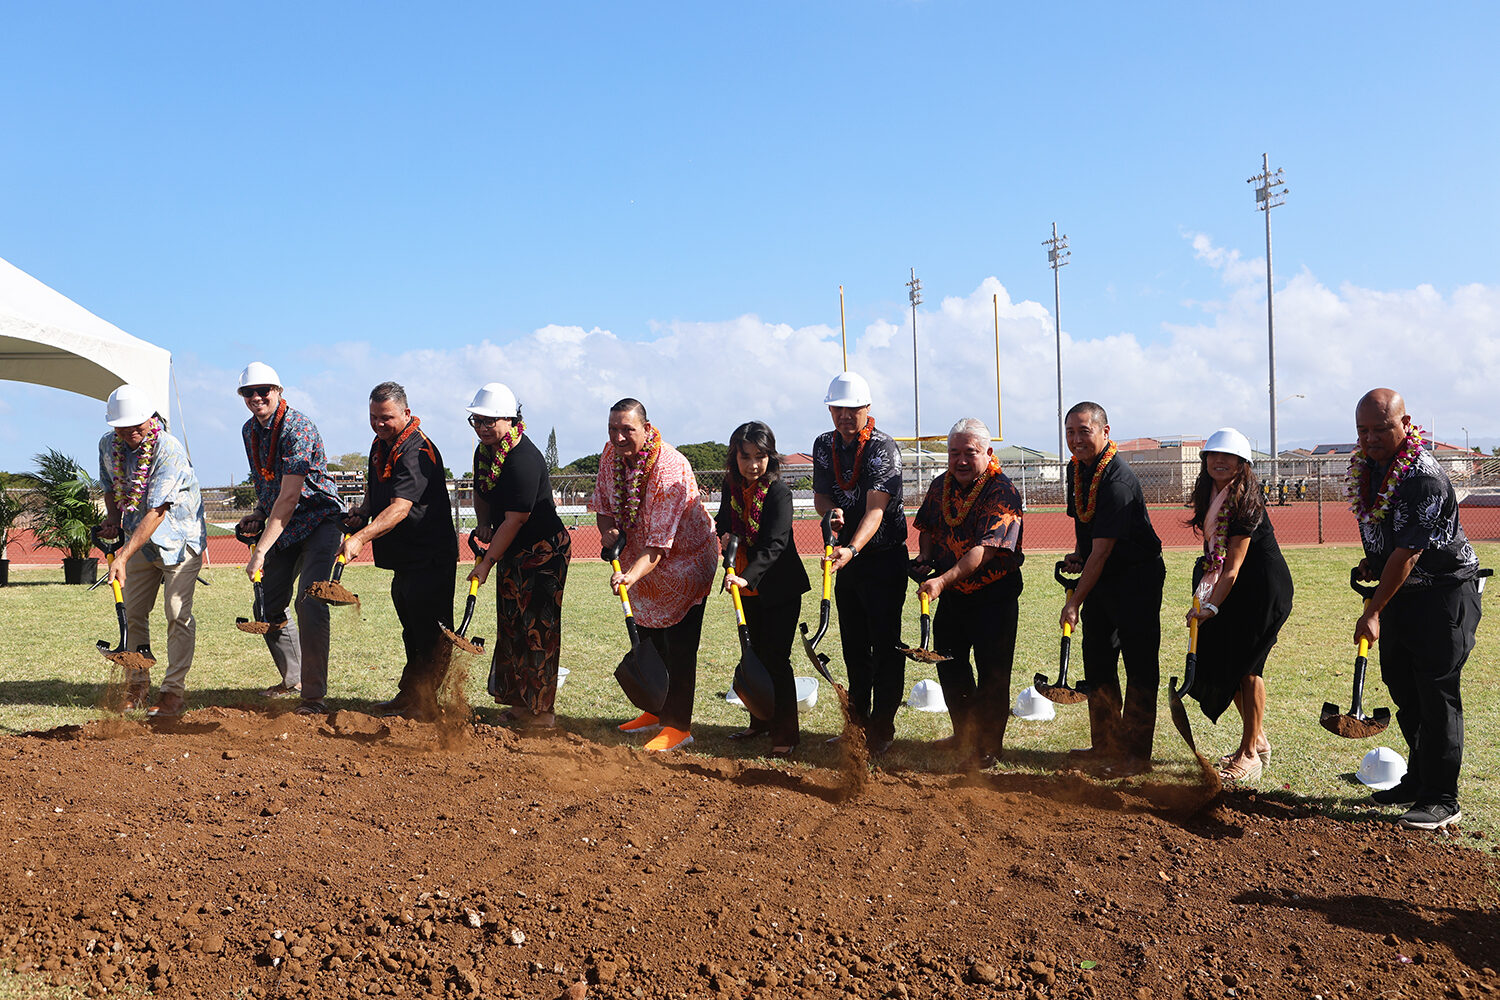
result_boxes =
[644,727,693,752]
[617,712,661,734]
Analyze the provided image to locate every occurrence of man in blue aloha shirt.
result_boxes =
[235,362,347,716]
[98,385,208,718]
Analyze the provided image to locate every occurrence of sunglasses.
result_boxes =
[467,414,502,428]
[238,385,275,399]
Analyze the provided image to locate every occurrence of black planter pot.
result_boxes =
[0,559,8,587]
[63,557,99,585]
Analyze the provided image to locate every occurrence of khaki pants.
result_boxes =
[122,548,201,696]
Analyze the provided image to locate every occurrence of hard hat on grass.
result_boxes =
[1011,685,1056,721]
[1356,746,1407,790]
[906,679,946,712]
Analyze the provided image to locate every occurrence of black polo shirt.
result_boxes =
[1066,452,1161,578]
[366,426,458,571]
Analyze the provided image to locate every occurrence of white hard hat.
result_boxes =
[1011,685,1057,722]
[467,382,519,419]
[238,362,282,391]
[1203,427,1253,463]
[105,385,156,428]
[1356,746,1407,790]
[906,678,947,712]
[794,676,819,714]
[824,371,872,408]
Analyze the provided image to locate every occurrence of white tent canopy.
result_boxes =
[0,255,172,421]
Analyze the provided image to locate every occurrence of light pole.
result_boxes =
[907,268,923,492]
[1249,154,1288,485]
[1463,427,1470,453]
[1043,223,1070,467]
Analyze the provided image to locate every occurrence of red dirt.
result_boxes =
[235,621,279,636]
[4,710,1498,1000]
[305,580,360,607]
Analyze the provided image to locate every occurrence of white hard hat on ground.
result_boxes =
[794,676,819,713]
[1203,427,1253,463]
[907,678,947,712]
[105,385,156,428]
[824,371,873,408]
[1011,685,1057,721]
[238,362,282,391]
[555,667,569,689]
[1356,746,1408,789]
[467,382,520,419]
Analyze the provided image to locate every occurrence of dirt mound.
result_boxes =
[304,580,359,607]
[3,708,1498,999]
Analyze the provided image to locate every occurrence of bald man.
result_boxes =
[1352,389,1480,831]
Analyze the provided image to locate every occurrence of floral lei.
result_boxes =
[374,416,423,482]
[613,424,662,528]
[111,417,160,513]
[250,399,288,483]
[475,419,525,493]
[832,417,874,492]
[1347,424,1424,525]
[1072,440,1117,523]
[1200,491,1234,571]
[941,456,999,528]
[731,478,770,544]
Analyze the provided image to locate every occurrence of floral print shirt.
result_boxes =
[241,406,345,550]
[1357,449,1477,589]
[811,426,907,550]
[97,429,207,566]
[590,440,719,628]
[914,469,1025,594]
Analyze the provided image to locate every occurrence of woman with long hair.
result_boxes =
[715,421,810,756]
[1185,427,1294,783]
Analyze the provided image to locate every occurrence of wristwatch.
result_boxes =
[846,544,860,558]
[1200,601,1218,617]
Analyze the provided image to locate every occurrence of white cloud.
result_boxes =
[5,243,1498,486]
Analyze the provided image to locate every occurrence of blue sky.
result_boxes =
[2,2,1497,486]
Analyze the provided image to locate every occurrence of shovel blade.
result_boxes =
[1320,703,1391,739]
[799,624,836,685]
[1168,676,1198,752]
[1032,672,1089,705]
[614,642,670,715]
[732,651,777,722]
[897,644,951,664]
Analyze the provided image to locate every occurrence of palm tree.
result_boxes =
[24,449,103,563]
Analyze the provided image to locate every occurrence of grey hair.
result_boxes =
[948,418,991,444]
[369,381,408,407]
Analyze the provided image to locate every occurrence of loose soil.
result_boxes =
[304,581,360,607]
[440,626,486,657]
[235,621,279,636]
[898,647,950,665]
[4,710,1499,1000]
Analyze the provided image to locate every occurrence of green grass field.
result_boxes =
[3,543,1498,840]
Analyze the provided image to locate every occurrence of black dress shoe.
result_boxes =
[373,695,413,716]
[728,728,770,741]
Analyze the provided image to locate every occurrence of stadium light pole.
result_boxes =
[907,268,923,492]
[1043,224,1070,468]
[1248,154,1288,485]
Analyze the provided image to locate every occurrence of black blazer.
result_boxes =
[714,478,811,604]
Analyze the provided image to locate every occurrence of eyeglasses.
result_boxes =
[467,414,502,428]
[238,385,275,399]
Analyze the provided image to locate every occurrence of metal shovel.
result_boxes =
[91,526,155,669]
[441,531,488,655]
[1034,561,1087,704]
[1320,567,1391,739]
[233,524,282,635]
[721,536,777,721]
[1167,597,1202,752]
[307,535,360,607]
[797,511,838,686]
[604,530,670,714]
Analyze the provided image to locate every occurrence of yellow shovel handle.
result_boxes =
[1061,621,1072,639]
[111,579,123,603]
[611,558,633,616]
[252,569,262,584]
[468,577,480,599]
[919,591,930,616]
[821,545,833,600]
[730,582,747,625]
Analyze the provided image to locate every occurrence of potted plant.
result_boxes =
[24,449,104,584]
[0,485,22,587]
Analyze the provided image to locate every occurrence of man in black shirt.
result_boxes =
[1061,401,1165,775]
[342,381,459,721]
[812,371,907,753]
[1352,388,1481,830]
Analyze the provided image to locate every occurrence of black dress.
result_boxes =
[1190,515,1294,722]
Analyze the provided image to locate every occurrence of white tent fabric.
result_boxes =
[0,255,172,420]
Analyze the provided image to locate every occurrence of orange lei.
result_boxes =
[373,416,422,482]
[731,478,770,544]
[1072,440,1117,523]
[832,418,874,492]
[250,399,288,483]
[941,456,999,528]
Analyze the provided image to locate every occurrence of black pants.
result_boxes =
[637,601,706,732]
[741,594,802,746]
[934,574,1022,759]
[1080,557,1165,761]
[1380,580,1481,808]
[834,544,909,745]
[390,559,457,704]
